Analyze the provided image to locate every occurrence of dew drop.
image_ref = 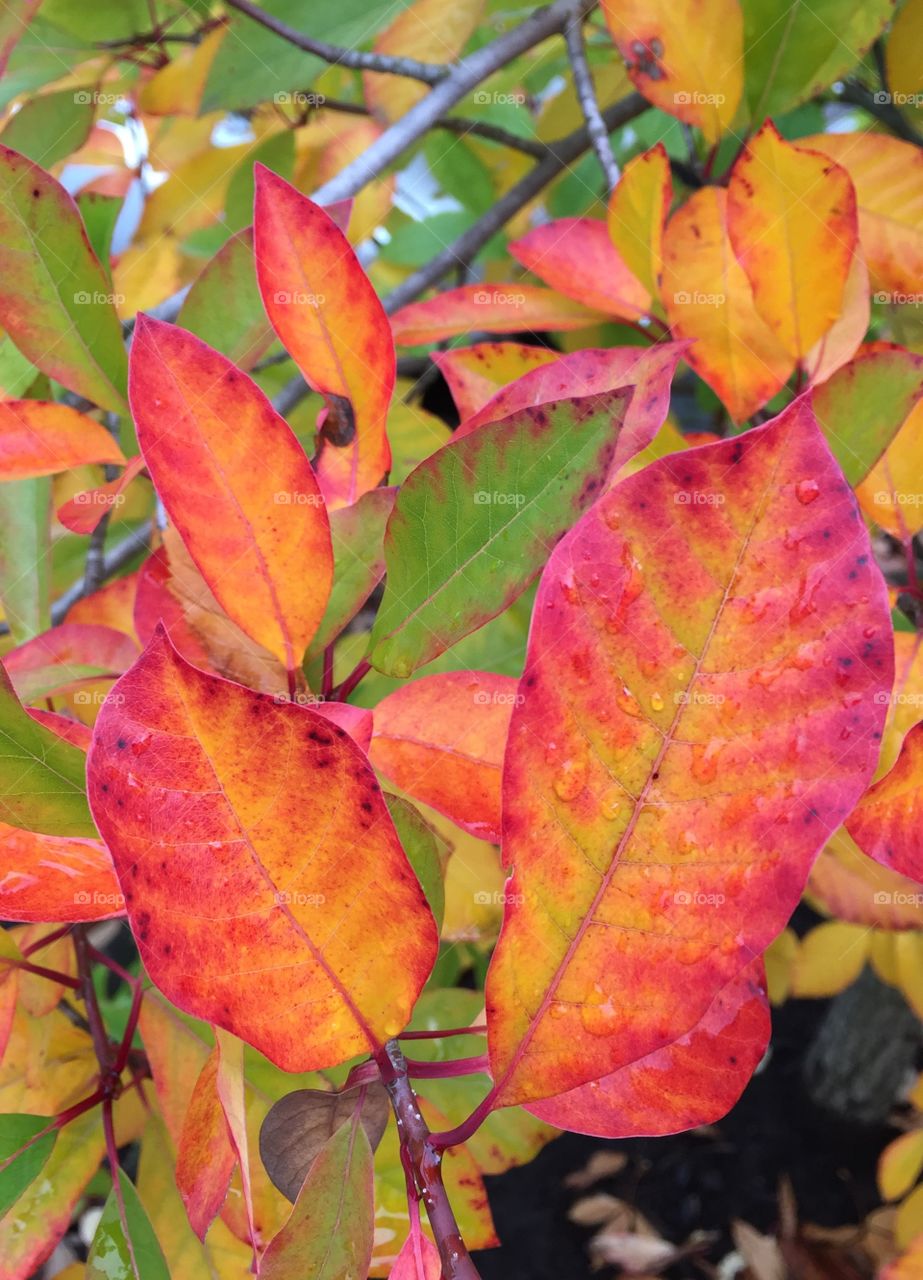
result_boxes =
[581,983,618,1036]
[651,691,664,712]
[553,756,587,801]
[616,685,643,718]
[600,788,622,820]
[795,479,820,505]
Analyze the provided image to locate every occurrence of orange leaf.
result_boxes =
[364,0,484,123]
[56,456,146,535]
[433,343,560,421]
[662,186,793,421]
[129,315,333,675]
[804,250,870,386]
[847,720,923,884]
[174,1045,237,1239]
[253,166,394,506]
[509,219,649,320]
[390,284,605,345]
[606,143,672,297]
[808,827,923,931]
[727,122,857,361]
[4,623,139,702]
[389,1233,441,1279]
[485,399,892,1105]
[601,0,743,143]
[0,401,125,480]
[527,961,769,1136]
[87,629,438,1071]
[370,672,517,844]
[0,824,122,922]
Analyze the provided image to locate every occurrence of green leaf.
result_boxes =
[87,1170,170,1280]
[425,135,495,215]
[305,486,395,663]
[812,348,923,486]
[0,144,128,411]
[78,193,123,277]
[0,333,37,397]
[260,1117,374,1280]
[0,660,95,836]
[0,475,51,642]
[0,88,94,167]
[386,794,447,931]
[741,0,893,120]
[369,389,633,677]
[179,228,274,371]
[0,1115,57,1216]
[202,0,414,112]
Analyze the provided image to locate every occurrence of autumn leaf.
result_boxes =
[485,398,892,1106]
[370,672,517,843]
[87,628,438,1071]
[369,389,633,678]
[509,219,650,321]
[727,122,857,361]
[174,1046,237,1239]
[178,227,275,372]
[129,315,333,677]
[662,186,793,421]
[607,143,672,298]
[0,824,120,922]
[847,721,923,884]
[433,343,559,422]
[389,284,605,345]
[253,166,394,506]
[0,401,125,480]
[601,0,743,142]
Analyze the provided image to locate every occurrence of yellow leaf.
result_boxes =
[856,397,923,538]
[537,60,633,142]
[364,0,484,122]
[886,0,923,118]
[870,931,901,986]
[607,143,672,297]
[764,928,799,1005]
[112,240,184,321]
[897,1183,923,1249]
[727,122,857,361]
[790,921,870,998]
[661,186,793,421]
[137,140,251,243]
[139,26,226,116]
[805,250,870,385]
[895,932,923,1019]
[602,0,743,143]
[801,132,923,296]
[880,1129,923,1201]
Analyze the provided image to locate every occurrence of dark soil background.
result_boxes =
[471,992,895,1278]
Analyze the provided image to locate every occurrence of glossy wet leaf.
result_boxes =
[87,629,438,1072]
[129,315,333,673]
[86,1169,170,1280]
[0,143,127,411]
[486,399,892,1106]
[369,388,633,678]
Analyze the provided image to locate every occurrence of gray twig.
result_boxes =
[563,5,620,190]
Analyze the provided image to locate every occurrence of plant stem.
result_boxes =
[377,1039,482,1280]
[333,657,371,702]
[429,1087,499,1152]
[222,0,449,82]
[405,1054,490,1079]
[399,1025,487,1041]
[563,3,620,190]
[4,957,81,989]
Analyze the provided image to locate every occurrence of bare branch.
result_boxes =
[563,4,620,190]
[222,0,448,83]
[321,98,550,158]
[52,521,153,624]
[311,0,598,205]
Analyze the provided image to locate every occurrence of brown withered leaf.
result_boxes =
[259,1083,390,1203]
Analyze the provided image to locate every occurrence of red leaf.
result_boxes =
[509,218,650,320]
[0,824,122,922]
[847,720,923,884]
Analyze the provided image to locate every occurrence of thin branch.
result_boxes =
[222,0,448,83]
[835,79,923,148]
[383,91,648,315]
[377,1040,482,1280]
[563,4,620,190]
[311,0,597,206]
[321,98,550,158]
[52,520,153,625]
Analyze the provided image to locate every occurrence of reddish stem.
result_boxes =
[333,658,371,702]
[322,644,335,698]
[405,1054,489,1079]
[399,1025,486,1041]
[429,1087,498,1152]
[5,957,81,989]
[22,924,73,956]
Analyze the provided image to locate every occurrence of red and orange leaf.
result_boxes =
[846,721,923,884]
[727,123,857,361]
[0,401,125,480]
[253,166,394,506]
[601,0,743,143]
[0,824,122,922]
[808,827,923,931]
[389,1232,441,1280]
[4,623,139,702]
[174,1045,237,1239]
[485,398,892,1106]
[25,708,93,751]
[509,219,650,321]
[364,0,484,123]
[454,344,685,476]
[390,285,605,346]
[804,251,870,386]
[606,143,672,297]
[370,672,518,844]
[56,456,146,536]
[129,315,333,674]
[662,187,793,422]
[317,702,373,752]
[67,573,141,639]
[133,548,214,674]
[433,343,559,422]
[87,629,438,1071]
[528,962,769,1136]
